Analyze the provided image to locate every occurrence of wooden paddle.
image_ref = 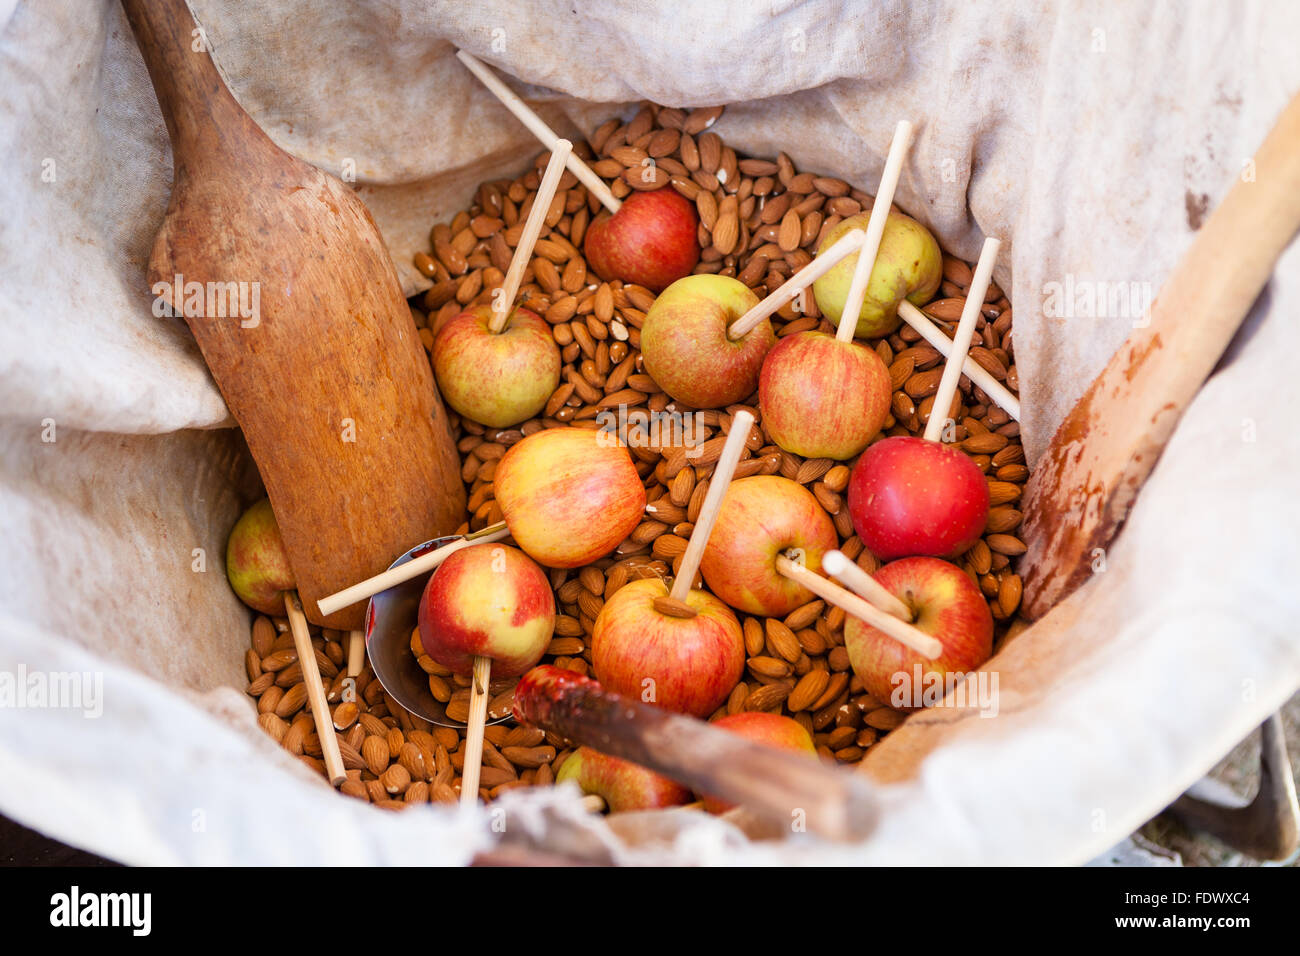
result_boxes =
[1020,91,1300,620]
[122,0,466,630]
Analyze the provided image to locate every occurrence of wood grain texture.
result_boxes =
[123,0,466,629]
[1020,92,1300,620]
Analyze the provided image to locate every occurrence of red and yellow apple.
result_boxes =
[699,476,838,617]
[700,712,817,814]
[758,331,892,459]
[848,436,990,560]
[584,188,700,292]
[417,542,554,678]
[225,497,295,615]
[812,208,942,339]
[432,304,560,428]
[494,426,646,568]
[639,275,774,408]
[845,556,993,709]
[591,578,744,718]
[556,747,691,812]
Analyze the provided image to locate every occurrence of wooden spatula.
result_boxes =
[1020,92,1300,620]
[122,0,466,630]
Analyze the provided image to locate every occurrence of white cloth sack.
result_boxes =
[1,0,1298,864]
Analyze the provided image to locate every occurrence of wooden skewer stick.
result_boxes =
[490,139,572,333]
[283,591,346,786]
[316,522,510,617]
[821,549,912,622]
[836,121,915,344]
[460,655,493,807]
[346,629,364,678]
[896,301,1020,421]
[922,237,1001,442]
[455,50,621,215]
[662,409,755,609]
[580,794,607,813]
[774,555,942,659]
[514,666,877,840]
[726,229,867,340]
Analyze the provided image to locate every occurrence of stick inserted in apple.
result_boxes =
[432,141,569,428]
[456,51,699,292]
[756,122,917,459]
[848,237,1001,560]
[226,498,346,787]
[417,542,555,805]
[591,411,755,717]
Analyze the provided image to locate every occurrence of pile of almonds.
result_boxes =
[246,102,1029,809]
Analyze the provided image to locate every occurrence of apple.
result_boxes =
[417,542,554,678]
[225,497,295,615]
[556,746,691,812]
[700,712,817,814]
[584,188,700,292]
[844,556,993,709]
[591,578,744,718]
[432,304,560,428]
[699,475,838,617]
[493,426,646,568]
[639,275,774,408]
[847,436,990,560]
[812,208,941,339]
[758,331,891,460]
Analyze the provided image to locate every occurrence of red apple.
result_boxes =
[639,275,774,408]
[848,436,990,560]
[844,556,993,709]
[584,188,700,292]
[417,542,554,677]
[494,426,646,568]
[556,746,691,812]
[591,578,744,718]
[432,304,560,428]
[699,475,838,617]
[225,497,295,615]
[758,332,891,460]
[700,713,817,814]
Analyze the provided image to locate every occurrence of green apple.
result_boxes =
[225,498,295,615]
[557,746,691,812]
[812,207,941,338]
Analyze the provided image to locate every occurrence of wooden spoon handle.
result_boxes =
[120,0,252,160]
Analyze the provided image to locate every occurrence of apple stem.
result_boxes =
[460,655,493,807]
[316,521,509,618]
[726,229,867,341]
[283,591,347,786]
[822,549,913,622]
[897,301,1021,421]
[346,629,365,678]
[455,51,621,215]
[836,120,914,344]
[774,554,944,660]
[922,236,1002,442]
[490,139,573,335]
[667,409,755,604]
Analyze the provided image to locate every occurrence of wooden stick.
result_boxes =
[897,300,1021,421]
[922,237,1001,442]
[727,229,866,340]
[460,655,492,807]
[821,549,912,622]
[316,521,510,617]
[455,50,621,215]
[283,591,346,786]
[490,139,572,333]
[513,666,877,840]
[774,555,942,659]
[837,120,914,343]
[346,629,364,678]
[667,410,755,603]
[580,794,607,813]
